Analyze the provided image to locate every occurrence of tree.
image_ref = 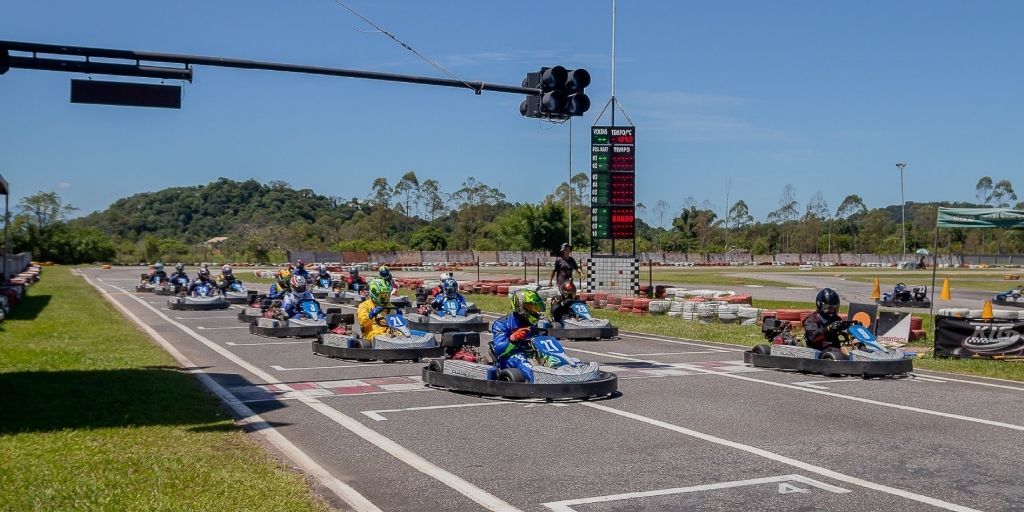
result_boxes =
[393,171,420,232]
[805,191,830,254]
[727,200,753,230]
[992,180,1017,208]
[367,177,392,239]
[17,191,77,229]
[836,194,867,252]
[653,200,670,229]
[976,177,994,206]
[766,184,799,252]
[408,225,448,250]
[420,179,446,222]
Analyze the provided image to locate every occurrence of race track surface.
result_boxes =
[83,267,1024,512]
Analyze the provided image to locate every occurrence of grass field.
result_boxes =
[0,267,328,511]
[463,291,1024,382]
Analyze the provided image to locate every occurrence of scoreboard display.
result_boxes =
[591,126,635,240]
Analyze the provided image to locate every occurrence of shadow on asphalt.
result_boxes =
[0,367,289,434]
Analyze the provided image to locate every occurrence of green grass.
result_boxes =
[0,267,328,512]
[463,292,1024,382]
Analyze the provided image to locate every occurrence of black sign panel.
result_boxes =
[935,316,1024,358]
[71,79,182,109]
[591,126,635,240]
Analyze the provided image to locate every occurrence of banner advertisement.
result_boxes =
[935,317,1024,358]
[875,312,912,346]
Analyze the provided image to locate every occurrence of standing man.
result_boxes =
[548,242,584,288]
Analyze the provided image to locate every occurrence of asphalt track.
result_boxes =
[82,267,1024,512]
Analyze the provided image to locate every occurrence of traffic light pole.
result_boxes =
[0,40,542,97]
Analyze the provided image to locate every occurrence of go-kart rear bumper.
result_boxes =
[422,364,618,399]
[167,298,230,311]
[744,351,913,377]
[407,319,490,333]
[312,340,443,362]
[875,299,931,308]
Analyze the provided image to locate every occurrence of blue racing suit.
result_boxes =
[491,312,539,382]
[268,282,289,301]
[282,291,315,318]
[293,267,312,281]
[430,293,468,316]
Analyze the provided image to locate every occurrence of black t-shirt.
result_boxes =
[553,256,580,285]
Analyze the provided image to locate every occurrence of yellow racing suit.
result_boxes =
[357,299,397,343]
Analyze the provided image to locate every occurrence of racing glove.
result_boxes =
[509,327,531,342]
[369,306,383,318]
[827,321,845,333]
[456,307,467,316]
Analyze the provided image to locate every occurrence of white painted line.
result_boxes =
[79,272,383,512]
[544,474,848,511]
[97,278,523,512]
[583,402,980,512]
[227,340,310,346]
[271,363,379,371]
[362,402,515,421]
[791,381,832,390]
[914,371,1024,391]
[609,351,726,357]
[197,325,250,330]
[175,315,239,320]
[617,332,746,352]
[909,376,948,384]
[687,366,1024,432]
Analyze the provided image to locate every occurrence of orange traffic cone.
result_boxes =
[940,278,951,300]
[871,276,881,299]
[981,300,994,320]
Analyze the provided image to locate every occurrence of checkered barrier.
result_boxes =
[373,333,435,349]
[771,346,820,359]
[531,361,601,384]
[584,257,639,295]
[442,359,496,380]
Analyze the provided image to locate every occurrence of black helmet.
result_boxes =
[815,288,840,316]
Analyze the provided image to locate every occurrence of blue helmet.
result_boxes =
[441,278,459,299]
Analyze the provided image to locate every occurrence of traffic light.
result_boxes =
[520,65,590,120]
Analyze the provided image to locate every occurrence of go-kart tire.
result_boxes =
[821,349,845,361]
[752,344,771,356]
[498,368,527,383]
[357,338,373,349]
[428,359,444,373]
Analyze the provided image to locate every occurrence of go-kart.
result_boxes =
[217,278,256,304]
[167,281,229,311]
[542,300,618,340]
[877,282,931,308]
[237,294,270,323]
[744,316,913,377]
[249,299,350,337]
[994,286,1024,308]
[135,274,168,294]
[422,334,618,399]
[163,275,190,296]
[313,310,443,362]
[406,298,489,333]
[310,276,336,299]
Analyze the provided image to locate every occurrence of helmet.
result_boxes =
[221,264,232,277]
[175,263,184,273]
[441,278,459,299]
[815,288,840,316]
[290,275,307,293]
[280,268,292,281]
[319,263,327,274]
[560,281,577,300]
[350,268,360,278]
[379,265,391,279]
[198,268,210,280]
[296,260,305,270]
[511,289,545,324]
[368,278,392,306]
[154,262,164,271]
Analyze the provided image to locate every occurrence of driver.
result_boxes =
[170,263,189,285]
[188,267,213,296]
[429,278,467,316]
[379,265,399,292]
[804,288,846,351]
[549,280,578,324]
[268,268,291,301]
[491,289,546,382]
[217,264,238,292]
[357,278,397,343]
[315,263,332,286]
[282,275,314,318]
[345,267,365,291]
[292,260,312,280]
[150,262,168,283]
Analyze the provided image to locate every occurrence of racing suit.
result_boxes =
[150,270,168,283]
[268,282,290,301]
[803,311,843,351]
[492,312,540,382]
[293,267,312,281]
[281,291,315,318]
[315,271,332,287]
[357,299,398,343]
[429,292,468,316]
[549,297,579,324]
[188,277,213,296]
[169,272,189,287]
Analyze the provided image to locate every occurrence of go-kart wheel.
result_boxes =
[821,349,845,361]
[550,321,562,329]
[428,360,444,373]
[752,344,771,355]
[357,338,372,349]
[498,368,526,383]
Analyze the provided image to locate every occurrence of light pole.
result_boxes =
[896,162,906,260]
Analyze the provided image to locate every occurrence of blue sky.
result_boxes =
[3,1,1022,225]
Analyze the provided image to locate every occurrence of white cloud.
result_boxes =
[59,182,71,189]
